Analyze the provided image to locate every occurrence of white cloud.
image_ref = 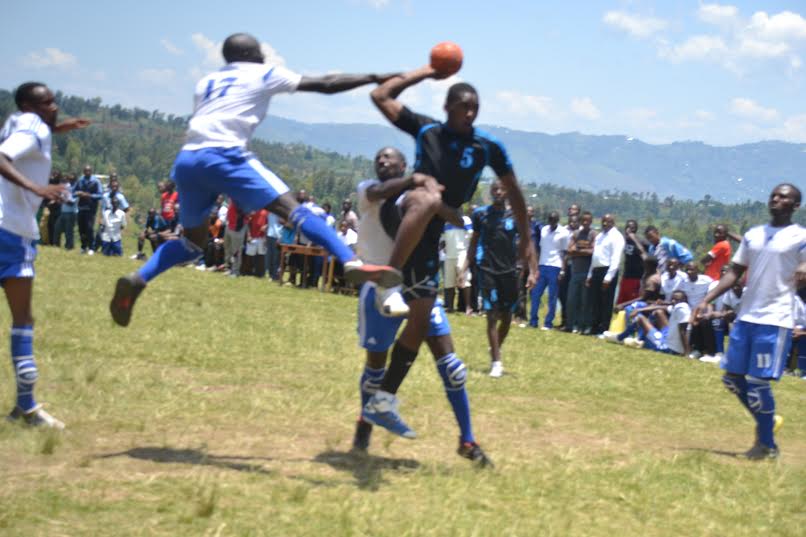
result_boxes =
[494,90,554,117]
[160,39,184,56]
[730,97,779,122]
[747,11,806,42]
[138,68,176,85]
[660,35,730,63]
[695,109,715,121]
[358,0,390,8]
[570,97,600,120]
[190,33,287,71]
[603,11,667,38]
[23,47,78,70]
[698,4,739,26]
[737,37,789,58]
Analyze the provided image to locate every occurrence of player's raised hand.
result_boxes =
[37,183,68,202]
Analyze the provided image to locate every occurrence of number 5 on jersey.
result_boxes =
[203,77,238,102]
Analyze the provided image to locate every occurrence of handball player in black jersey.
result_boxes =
[359,64,537,438]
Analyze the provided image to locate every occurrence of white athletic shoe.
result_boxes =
[7,405,65,430]
[489,361,504,378]
[699,354,721,363]
[87,249,94,256]
[376,286,409,317]
[623,337,644,349]
[600,331,621,343]
[688,351,702,360]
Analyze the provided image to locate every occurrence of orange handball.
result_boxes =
[430,42,463,76]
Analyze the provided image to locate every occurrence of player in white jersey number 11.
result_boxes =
[110,33,404,326]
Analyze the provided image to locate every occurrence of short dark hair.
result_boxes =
[14,82,46,108]
[776,183,802,204]
[581,211,593,219]
[222,33,261,63]
[446,82,478,106]
[645,225,658,234]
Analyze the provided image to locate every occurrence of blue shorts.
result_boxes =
[723,320,792,380]
[357,284,451,352]
[0,227,36,283]
[172,147,290,229]
[643,326,671,353]
[102,240,123,256]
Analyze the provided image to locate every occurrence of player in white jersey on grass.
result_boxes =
[692,183,805,460]
[110,33,401,325]
[0,82,89,428]
[352,147,491,466]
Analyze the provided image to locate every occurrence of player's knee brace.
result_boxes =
[721,373,745,396]
[746,377,774,415]
[436,353,467,391]
[14,358,38,389]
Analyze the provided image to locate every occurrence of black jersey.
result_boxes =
[472,204,518,275]
[393,106,513,208]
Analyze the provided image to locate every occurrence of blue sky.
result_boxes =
[3,0,806,146]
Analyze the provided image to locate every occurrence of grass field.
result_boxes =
[1,247,805,537]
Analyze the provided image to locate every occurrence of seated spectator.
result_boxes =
[614,290,692,356]
[644,226,693,272]
[133,208,169,260]
[243,209,268,278]
[101,196,127,256]
[660,258,685,300]
[679,262,715,359]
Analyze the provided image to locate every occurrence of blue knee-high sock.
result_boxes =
[11,325,37,411]
[436,353,475,444]
[359,365,385,411]
[747,377,777,449]
[290,206,354,264]
[137,238,203,283]
[722,373,751,413]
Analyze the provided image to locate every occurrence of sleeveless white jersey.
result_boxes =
[0,112,52,239]
[733,223,806,329]
[183,62,302,151]
[356,179,393,266]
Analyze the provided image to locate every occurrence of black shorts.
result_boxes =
[380,193,442,301]
[479,269,518,313]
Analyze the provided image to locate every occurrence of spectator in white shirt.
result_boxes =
[680,262,715,358]
[101,196,127,256]
[337,219,358,250]
[585,214,625,335]
[529,211,570,329]
[660,258,685,300]
[441,210,473,313]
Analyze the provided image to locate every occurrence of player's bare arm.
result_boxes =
[370,65,440,123]
[796,261,806,288]
[52,117,91,134]
[691,262,747,323]
[498,171,538,287]
[297,72,400,94]
[0,154,66,201]
[437,204,463,227]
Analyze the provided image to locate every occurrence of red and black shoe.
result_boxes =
[457,439,494,468]
[110,273,146,327]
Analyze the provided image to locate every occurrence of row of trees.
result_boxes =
[1,89,799,259]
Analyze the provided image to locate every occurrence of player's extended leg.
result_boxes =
[426,333,492,467]
[3,277,63,429]
[385,188,442,274]
[362,297,434,438]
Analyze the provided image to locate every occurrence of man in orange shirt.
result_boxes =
[701,224,732,281]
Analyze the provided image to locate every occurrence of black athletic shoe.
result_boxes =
[743,442,779,461]
[351,420,373,453]
[457,440,494,468]
[110,273,146,327]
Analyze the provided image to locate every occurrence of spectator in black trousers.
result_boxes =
[74,165,103,254]
[585,214,625,335]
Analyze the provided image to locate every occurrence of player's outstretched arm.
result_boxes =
[499,171,538,287]
[53,117,91,134]
[690,262,745,323]
[0,154,66,201]
[297,72,400,95]
[370,65,439,123]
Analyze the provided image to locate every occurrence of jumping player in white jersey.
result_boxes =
[0,82,89,428]
[692,183,806,460]
[109,33,401,325]
[352,147,491,466]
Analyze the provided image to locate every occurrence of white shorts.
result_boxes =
[245,238,267,256]
[443,252,471,289]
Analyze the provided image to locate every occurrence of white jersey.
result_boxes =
[356,179,393,266]
[442,216,472,258]
[733,223,806,329]
[709,280,742,312]
[661,271,684,299]
[667,302,692,355]
[101,209,127,242]
[0,112,52,239]
[794,295,806,328]
[679,274,713,308]
[183,62,302,151]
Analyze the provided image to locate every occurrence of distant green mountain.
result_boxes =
[256,116,806,202]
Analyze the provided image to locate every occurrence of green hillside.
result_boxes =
[0,248,805,536]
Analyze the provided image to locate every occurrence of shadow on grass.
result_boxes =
[677,447,741,458]
[97,446,276,475]
[313,450,419,491]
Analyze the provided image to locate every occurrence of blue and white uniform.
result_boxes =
[0,112,51,282]
[172,62,302,228]
[724,224,806,379]
[355,178,450,352]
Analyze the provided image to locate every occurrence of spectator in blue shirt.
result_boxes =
[101,175,129,212]
[644,225,693,272]
[74,165,103,254]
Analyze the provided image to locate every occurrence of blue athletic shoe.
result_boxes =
[362,391,416,439]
